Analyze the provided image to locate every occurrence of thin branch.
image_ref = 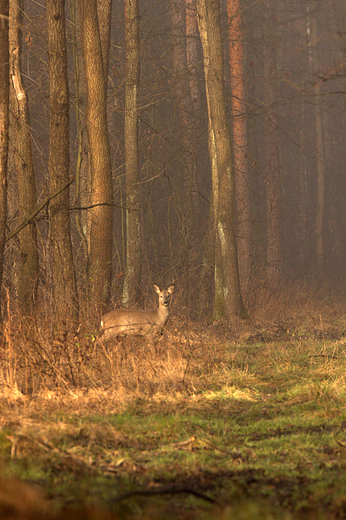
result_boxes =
[71,202,139,211]
[5,177,75,243]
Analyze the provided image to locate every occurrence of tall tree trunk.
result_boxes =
[307,7,325,273]
[70,0,88,276]
[185,0,200,116]
[71,0,112,294]
[197,0,246,319]
[195,2,218,318]
[97,0,112,87]
[227,0,252,292]
[187,0,212,318]
[298,119,308,272]
[47,0,78,325]
[122,0,141,307]
[78,0,113,314]
[9,0,39,315]
[171,0,198,307]
[263,0,282,288]
[0,0,9,318]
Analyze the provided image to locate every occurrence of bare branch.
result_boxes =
[5,177,75,243]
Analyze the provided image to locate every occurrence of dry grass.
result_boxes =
[1,284,345,405]
[1,322,204,403]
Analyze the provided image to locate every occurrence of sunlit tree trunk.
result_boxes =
[47,0,78,325]
[227,0,252,292]
[263,0,282,288]
[78,0,113,314]
[9,0,39,315]
[195,3,217,318]
[0,0,9,318]
[97,0,112,85]
[122,0,141,307]
[197,0,246,319]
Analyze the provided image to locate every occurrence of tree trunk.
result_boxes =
[187,0,211,318]
[97,0,112,88]
[197,0,246,320]
[47,0,78,325]
[9,0,39,315]
[70,0,88,277]
[227,0,252,292]
[307,8,325,273]
[185,0,200,116]
[122,0,141,307]
[263,0,282,288]
[171,0,199,307]
[0,0,9,319]
[78,0,113,314]
[196,0,220,318]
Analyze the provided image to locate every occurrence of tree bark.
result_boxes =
[196,0,220,318]
[78,0,113,314]
[9,0,39,315]
[122,0,141,307]
[70,0,88,274]
[307,7,325,272]
[97,0,112,88]
[171,0,199,307]
[263,0,282,288]
[0,0,9,318]
[197,0,246,319]
[227,0,252,292]
[47,0,78,325]
[185,0,200,117]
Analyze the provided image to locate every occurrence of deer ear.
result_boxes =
[167,284,175,294]
[153,284,160,294]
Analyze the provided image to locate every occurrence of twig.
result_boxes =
[72,201,139,211]
[308,354,339,360]
[171,436,196,448]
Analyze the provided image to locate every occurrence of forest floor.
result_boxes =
[1,286,346,519]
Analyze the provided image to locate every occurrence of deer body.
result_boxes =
[100,284,174,340]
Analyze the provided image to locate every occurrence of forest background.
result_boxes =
[0,0,345,328]
[1,2,346,518]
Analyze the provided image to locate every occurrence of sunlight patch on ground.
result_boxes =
[203,385,259,402]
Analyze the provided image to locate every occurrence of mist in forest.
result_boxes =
[2,0,346,323]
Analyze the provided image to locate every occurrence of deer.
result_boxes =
[100,284,175,341]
